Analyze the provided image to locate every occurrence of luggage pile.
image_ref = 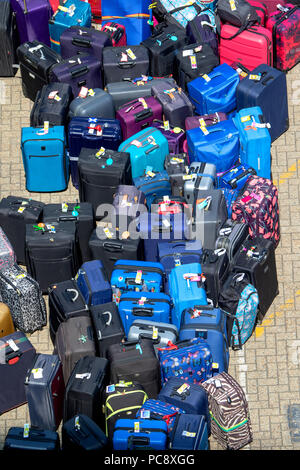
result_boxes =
[0,0,298,452]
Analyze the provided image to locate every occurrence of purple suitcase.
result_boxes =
[116,97,163,140]
[152,120,186,154]
[186,14,219,57]
[49,54,102,97]
[10,0,52,47]
[60,26,112,60]
[185,113,228,130]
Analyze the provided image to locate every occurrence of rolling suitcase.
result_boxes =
[30,83,73,128]
[168,165,190,197]
[221,187,241,218]
[76,260,112,307]
[60,25,112,60]
[10,0,52,47]
[260,0,288,15]
[102,45,150,85]
[136,399,184,433]
[186,13,219,56]
[169,414,209,450]
[101,22,127,47]
[128,320,178,352]
[217,162,257,190]
[90,302,125,357]
[116,97,163,140]
[62,414,108,450]
[215,220,249,264]
[151,82,193,129]
[184,161,216,208]
[0,302,15,338]
[113,418,168,450]
[185,112,228,130]
[165,153,190,175]
[133,170,171,210]
[247,0,268,25]
[4,427,60,451]
[25,353,65,431]
[152,120,186,155]
[68,87,115,120]
[0,226,16,272]
[200,248,230,306]
[0,0,19,77]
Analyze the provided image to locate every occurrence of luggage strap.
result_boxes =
[209,411,249,432]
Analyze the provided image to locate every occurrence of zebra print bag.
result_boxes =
[202,372,253,450]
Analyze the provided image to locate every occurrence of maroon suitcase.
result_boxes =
[185,113,228,130]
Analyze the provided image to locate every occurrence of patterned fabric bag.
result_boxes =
[136,399,185,433]
[152,0,217,28]
[0,227,16,272]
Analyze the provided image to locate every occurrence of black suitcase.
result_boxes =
[42,201,95,263]
[215,220,249,265]
[17,40,62,101]
[48,279,90,345]
[4,427,60,452]
[30,82,73,128]
[62,414,108,451]
[165,153,190,176]
[102,45,150,85]
[0,0,19,77]
[200,248,230,307]
[232,236,279,321]
[0,196,45,265]
[90,302,125,357]
[107,338,161,399]
[25,221,80,294]
[63,356,108,426]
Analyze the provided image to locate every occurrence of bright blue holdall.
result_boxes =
[113,418,168,450]
[217,161,256,191]
[118,127,169,180]
[187,63,239,115]
[76,260,112,307]
[21,125,68,192]
[169,414,209,450]
[136,399,185,434]
[133,170,171,209]
[233,106,272,179]
[118,292,171,336]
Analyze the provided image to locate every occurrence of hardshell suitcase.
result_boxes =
[169,414,209,450]
[151,81,193,129]
[0,302,15,338]
[184,161,216,208]
[113,418,168,450]
[4,427,60,451]
[186,13,219,56]
[101,22,127,47]
[62,414,108,450]
[165,153,190,175]
[0,0,19,77]
[60,25,112,60]
[185,112,228,130]
[133,170,171,210]
[0,226,16,272]
[10,0,52,46]
[25,353,65,431]
[128,320,178,352]
[152,120,186,155]
[75,260,112,307]
[30,83,73,128]
[68,87,115,120]
[102,45,150,85]
[90,302,125,357]
[136,399,185,433]
[116,97,163,140]
[260,0,288,15]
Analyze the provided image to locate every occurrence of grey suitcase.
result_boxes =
[184,162,216,208]
[169,167,190,198]
[215,220,249,264]
[127,320,178,355]
[68,88,115,119]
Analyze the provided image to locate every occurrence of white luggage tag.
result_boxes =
[7,339,19,352]
[182,430,196,437]
[75,373,91,380]
[79,86,89,98]
[31,368,43,379]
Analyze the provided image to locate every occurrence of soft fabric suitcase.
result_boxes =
[101,22,127,47]
[128,320,178,352]
[113,418,168,450]
[102,45,149,85]
[30,82,73,128]
[49,0,92,53]
[76,260,112,307]
[151,81,193,129]
[90,302,125,357]
[25,353,65,431]
[116,97,163,140]
[186,13,219,56]
[136,400,185,434]
[0,302,15,338]
[0,0,19,77]
[60,25,112,60]
[0,226,16,272]
[217,162,257,190]
[168,166,190,197]
[62,414,108,450]
[21,125,68,192]
[0,264,47,333]
[200,248,230,306]
[63,356,108,425]
[118,127,169,180]
[0,332,36,414]
[68,87,115,120]
[169,414,209,450]
[10,0,52,47]
[184,161,216,208]
[187,63,239,115]
[17,40,62,101]
[215,220,249,264]
[236,63,289,142]
[118,292,172,336]
[153,0,216,29]
[4,427,60,451]
[133,170,171,210]
[152,120,186,155]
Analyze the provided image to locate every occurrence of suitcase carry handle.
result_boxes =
[5,349,22,363]
[139,333,160,344]
[132,308,153,316]
[102,311,112,326]
[71,66,88,78]
[65,288,79,302]
[145,145,159,154]
[118,62,135,69]
[128,435,150,449]
[135,109,153,122]
[103,242,123,252]
[59,216,78,221]
[72,38,91,47]
[261,76,274,86]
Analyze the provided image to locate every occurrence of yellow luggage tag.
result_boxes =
[152,327,158,340]
[135,270,142,284]
[190,55,197,70]
[241,115,251,123]
[23,424,30,439]
[202,74,211,82]
[230,0,236,10]
[163,120,170,131]
[104,227,113,239]
[95,147,106,158]
[126,48,136,60]
[134,421,140,433]
[249,74,261,81]
[176,383,190,394]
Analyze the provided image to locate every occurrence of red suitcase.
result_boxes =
[89,0,101,23]
[258,0,288,15]
[101,22,127,46]
[266,3,300,71]
[247,0,268,25]
[220,24,273,70]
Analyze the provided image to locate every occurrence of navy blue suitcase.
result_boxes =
[76,260,112,306]
[4,427,60,451]
[169,414,209,450]
[60,26,112,60]
[133,170,171,210]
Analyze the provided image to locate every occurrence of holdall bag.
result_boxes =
[136,399,185,434]
[187,63,239,115]
[0,264,47,333]
[60,25,112,60]
[90,302,125,357]
[30,83,73,129]
[133,170,172,210]
[101,22,127,47]
[128,320,178,353]
[113,418,168,450]
[216,0,259,39]
[25,353,65,431]
[0,227,16,272]
[215,220,249,264]
[186,13,219,56]
[200,248,230,306]
[4,427,60,452]
[0,0,19,77]
[75,260,112,307]
[49,0,92,53]
[169,413,209,450]
[151,82,193,130]
[10,0,52,47]
[152,120,186,155]
[118,292,172,336]
[68,88,115,120]
[217,162,257,191]
[184,161,216,208]
[0,302,15,339]
[103,381,148,440]
[185,112,227,130]
[153,0,216,29]
[231,175,280,248]
[102,45,150,86]
[62,414,108,450]
[0,332,36,414]
[202,371,253,450]
[116,97,163,140]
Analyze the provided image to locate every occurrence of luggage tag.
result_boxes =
[106,384,115,393]
[202,74,211,82]
[182,49,194,57]
[74,416,81,430]
[131,139,142,147]
[138,296,147,306]
[249,73,261,81]
[229,0,236,10]
[140,409,151,419]
[236,67,248,78]
[138,98,148,109]
[152,327,158,340]
[31,368,43,379]
[182,430,196,438]
[135,270,143,284]
[176,383,190,395]
[79,86,89,98]
[126,49,136,60]
[200,125,209,135]
[134,421,140,433]
[190,55,197,70]
[95,147,106,158]
[196,196,212,210]
[163,88,176,100]
[75,373,91,380]
[61,202,68,213]
[23,424,30,439]
[120,52,128,62]
[250,118,271,129]
[104,227,113,239]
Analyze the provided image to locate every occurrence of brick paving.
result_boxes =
[0,63,299,450]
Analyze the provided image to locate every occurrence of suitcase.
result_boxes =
[10,0,52,47]
[200,248,230,306]
[49,0,92,53]
[151,81,193,129]
[25,353,65,431]
[215,220,249,264]
[60,25,112,60]
[4,427,60,451]
[184,161,216,208]
[0,0,19,77]
[247,0,268,25]
[30,83,73,128]
[217,162,257,191]
[17,40,62,101]
[232,175,280,248]
[68,87,115,120]
[0,302,15,338]
[259,0,288,15]
[169,167,191,197]
[186,13,219,56]
[48,280,90,345]
[102,45,150,85]
[101,22,127,47]
[185,112,228,130]
[21,125,68,193]
[136,400,185,433]
[90,302,125,357]
[202,372,253,450]
[0,226,16,272]
[187,63,240,115]
[54,315,96,384]
[153,0,216,29]
[0,264,47,333]
[153,195,192,217]
[0,332,36,414]
[221,187,242,219]
[62,414,108,450]
[118,292,172,336]
[103,381,148,439]
[112,184,147,223]
[169,414,209,450]
[42,201,95,263]
[113,418,168,450]
[133,170,171,210]
[75,260,112,307]
[231,60,251,79]
[128,320,178,352]
[118,127,169,180]
[165,153,190,176]
[116,97,163,140]
[152,120,186,155]
[107,338,161,398]
[63,356,108,425]
[236,64,289,142]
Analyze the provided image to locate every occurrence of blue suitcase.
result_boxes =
[168,263,207,330]
[187,63,240,115]
[133,171,171,210]
[118,127,169,180]
[217,162,256,191]
[113,418,168,450]
[21,125,68,192]
[233,106,272,179]
[49,0,92,54]
[136,399,185,434]
[179,305,230,375]
[118,292,171,336]
[169,414,209,450]
[4,426,60,451]
[186,120,240,173]
[221,188,240,218]
[76,260,112,306]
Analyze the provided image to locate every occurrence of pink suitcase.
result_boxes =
[247,0,268,25]
[258,0,288,15]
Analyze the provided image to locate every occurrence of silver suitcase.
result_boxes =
[127,320,178,355]
[184,161,216,208]
[68,88,115,119]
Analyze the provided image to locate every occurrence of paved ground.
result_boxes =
[0,63,299,451]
